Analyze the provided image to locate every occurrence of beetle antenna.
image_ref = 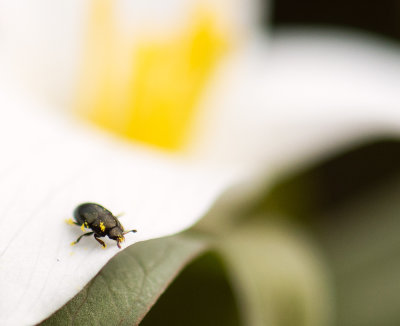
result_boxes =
[123,229,137,235]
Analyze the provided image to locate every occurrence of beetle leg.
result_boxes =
[71,231,94,246]
[94,234,106,248]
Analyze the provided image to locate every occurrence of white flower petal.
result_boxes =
[194,29,400,176]
[0,90,234,325]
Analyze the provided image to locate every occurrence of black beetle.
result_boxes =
[70,203,136,249]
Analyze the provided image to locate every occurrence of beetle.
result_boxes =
[70,203,136,249]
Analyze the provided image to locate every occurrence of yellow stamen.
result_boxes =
[80,224,85,232]
[76,2,229,150]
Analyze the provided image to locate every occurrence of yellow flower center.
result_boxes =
[76,1,229,150]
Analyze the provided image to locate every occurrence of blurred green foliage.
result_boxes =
[141,252,241,326]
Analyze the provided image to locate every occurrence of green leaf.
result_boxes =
[316,176,400,326]
[233,139,400,326]
[218,220,333,326]
[136,220,332,326]
[41,234,207,326]
[41,219,332,326]
[140,252,241,326]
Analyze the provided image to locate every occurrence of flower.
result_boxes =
[1,1,400,324]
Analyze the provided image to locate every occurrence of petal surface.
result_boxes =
[193,29,400,175]
[0,90,233,325]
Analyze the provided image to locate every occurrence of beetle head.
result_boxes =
[108,227,125,248]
